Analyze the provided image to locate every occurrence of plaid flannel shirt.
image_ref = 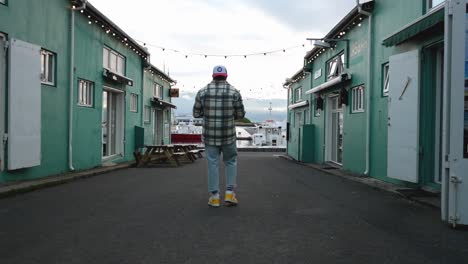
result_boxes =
[193,80,246,146]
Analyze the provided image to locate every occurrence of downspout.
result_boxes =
[283,83,290,154]
[357,1,372,175]
[69,1,87,171]
[441,0,452,224]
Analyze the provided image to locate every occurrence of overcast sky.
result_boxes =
[89,0,357,103]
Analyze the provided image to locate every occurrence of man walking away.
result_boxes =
[193,65,246,207]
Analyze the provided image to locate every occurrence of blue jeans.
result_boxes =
[205,143,238,193]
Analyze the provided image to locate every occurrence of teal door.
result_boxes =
[420,44,444,188]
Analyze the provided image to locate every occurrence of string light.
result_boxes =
[77,8,149,61]
[305,14,366,64]
[74,3,318,77]
[136,39,307,59]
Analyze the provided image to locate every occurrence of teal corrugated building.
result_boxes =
[0,0,176,182]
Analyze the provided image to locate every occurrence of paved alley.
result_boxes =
[0,152,467,264]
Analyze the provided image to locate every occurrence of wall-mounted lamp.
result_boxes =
[311,40,331,48]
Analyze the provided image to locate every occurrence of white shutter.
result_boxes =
[0,36,6,170]
[387,49,420,183]
[8,39,41,170]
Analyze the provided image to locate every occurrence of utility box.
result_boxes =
[134,126,145,150]
[300,125,314,163]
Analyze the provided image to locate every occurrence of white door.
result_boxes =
[8,39,41,170]
[0,34,5,170]
[102,88,124,158]
[442,0,468,227]
[327,96,343,164]
[387,49,420,183]
[295,111,302,160]
[434,48,444,184]
[154,109,163,145]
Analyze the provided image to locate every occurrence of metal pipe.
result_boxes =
[358,3,372,176]
[441,0,452,223]
[69,1,87,171]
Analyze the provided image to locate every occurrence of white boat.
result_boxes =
[172,115,286,148]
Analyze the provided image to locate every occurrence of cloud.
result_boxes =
[237,0,357,33]
[181,94,193,100]
[88,0,356,105]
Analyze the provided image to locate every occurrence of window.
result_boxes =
[352,86,365,113]
[130,93,138,112]
[41,50,55,85]
[144,106,151,123]
[165,109,171,137]
[305,109,310,124]
[295,111,303,128]
[103,47,125,75]
[327,53,345,80]
[288,88,293,103]
[78,80,94,107]
[153,83,163,98]
[315,97,323,117]
[383,63,390,96]
[0,0,6,5]
[295,87,303,102]
[315,108,322,117]
[428,0,444,9]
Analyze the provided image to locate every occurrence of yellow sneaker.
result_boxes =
[224,191,238,206]
[208,195,220,207]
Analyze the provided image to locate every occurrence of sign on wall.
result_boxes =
[314,68,322,80]
[170,88,179,97]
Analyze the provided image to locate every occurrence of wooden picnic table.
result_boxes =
[136,145,181,167]
[173,144,205,161]
[135,144,204,167]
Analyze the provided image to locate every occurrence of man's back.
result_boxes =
[193,80,245,146]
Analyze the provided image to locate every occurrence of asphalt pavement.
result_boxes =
[0,152,467,264]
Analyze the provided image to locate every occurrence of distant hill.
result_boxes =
[172,92,287,122]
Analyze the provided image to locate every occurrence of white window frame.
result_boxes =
[427,0,444,9]
[164,109,170,138]
[153,83,163,99]
[144,105,151,123]
[40,49,55,85]
[383,63,390,96]
[295,87,303,102]
[305,109,310,124]
[130,93,138,112]
[288,88,293,104]
[103,47,125,76]
[352,85,365,113]
[327,53,345,80]
[78,79,94,107]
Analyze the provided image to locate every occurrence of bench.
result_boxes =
[189,149,204,158]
